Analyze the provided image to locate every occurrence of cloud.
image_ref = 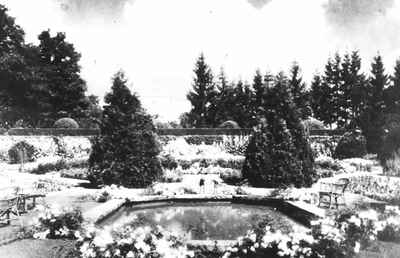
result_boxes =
[324,0,394,28]
[56,0,134,22]
[247,0,272,9]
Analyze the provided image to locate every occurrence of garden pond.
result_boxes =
[100,201,305,240]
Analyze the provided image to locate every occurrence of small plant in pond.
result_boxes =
[88,71,162,187]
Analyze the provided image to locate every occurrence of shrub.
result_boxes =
[88,72,162,187]
[334,130,367,159]
[53,117,79,129]
[218,120,240,129]
[159,153,178,170]
[8,141,37,164]
[32,205,83,239]
[30,159,88,175]
[380,127,400,175]
[220,169,242,185]
[243,119,315,188]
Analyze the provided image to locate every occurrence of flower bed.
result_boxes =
[64,205,400,258]
[347,174,400,203]
[0,136,91,162]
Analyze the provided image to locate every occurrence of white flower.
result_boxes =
[354,242,360,253]
[126,251,134,258]
[93,230,113,248]
[348,215,361,227]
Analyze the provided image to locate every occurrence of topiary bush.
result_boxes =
[88,71,162,188]
[334,130,367,159]
[218,120,240,129]
[242,74,315,188]
[8,141,37,164]
[53,117,79,129]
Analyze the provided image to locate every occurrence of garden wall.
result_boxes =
[0,128,343,162]
[2,128,344,136]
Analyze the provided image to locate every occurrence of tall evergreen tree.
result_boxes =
[231,80,253,127]
[360,54,389,153]
[288,62,311,119]
[324,53,343,127]
[347,51,367,125]
[186,54,216,127]
[88,71,162,187]
[385,59,400,114]
[213,68,231,126]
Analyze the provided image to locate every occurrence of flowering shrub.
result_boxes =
[32,178,73,194]
[347,175,400,203]
[217,135,249,156]
[31,205,83,239]
[77,225,194,258]
[310,136,340,158]
[222,206,400,258]
[160,138,244,171]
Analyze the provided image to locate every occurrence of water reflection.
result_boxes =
[103,202,299,240]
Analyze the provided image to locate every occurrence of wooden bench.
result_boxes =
[0,194,45,225]
[318,178,349,209]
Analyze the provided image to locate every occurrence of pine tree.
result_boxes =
[288,62,311,119]
[88,71,162,187]
[186,53,216,127]
[385,59,400,114]
[213,68,232,126]
[310,74,324,122]
[360,55,389,153]
[324,54,343,127]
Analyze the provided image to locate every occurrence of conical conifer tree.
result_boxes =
[243,73,315,188]
[88,71,162,187]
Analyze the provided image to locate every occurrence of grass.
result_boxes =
[0,239,78,258]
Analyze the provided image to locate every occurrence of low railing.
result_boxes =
[0,128,345,136]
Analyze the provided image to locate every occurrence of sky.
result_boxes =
[3,0,400,121]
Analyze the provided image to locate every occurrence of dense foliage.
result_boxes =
[242,74,315,188]
[0,5,100,127]
[88,71,162,188]
[334,130,367,159]
[8,140,37,164]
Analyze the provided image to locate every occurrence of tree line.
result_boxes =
[0,5,101,128]
[184,53,400,153]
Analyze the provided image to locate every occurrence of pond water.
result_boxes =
[100,202,302,240]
